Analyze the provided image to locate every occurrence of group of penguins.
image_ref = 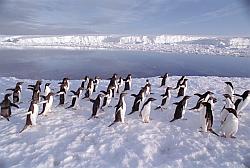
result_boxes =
[0,73,249,138]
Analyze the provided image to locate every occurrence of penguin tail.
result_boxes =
[170,118,176,122]
[108,122,116,127]
[209,129,219,137]
[19,125,28,133]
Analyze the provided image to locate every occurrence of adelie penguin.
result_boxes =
[143,80,152,97]
[170,96,191,122]
[107,73,118,97]
[124,74,132,91]
[174,76,186,90]
[127,89,145,115]
[93,76,100,92]
[83,79,94,99]
[88,94,103,120]
[81,76,89,89]
[0,93,19,121]
[28,80,42,101]
[57,83,67,106]
[58,78,70,93]
[19,100,39,133]
[66,87,84,109]
[220,94,235,125]
[225,82,235,102]
[234,90,250,114]
[176,79,188,98]
[39,92,54,116]
[220,108,238,138]
[199,102,219,136]
[117,77,124,93]
[108,92,127,127]
[155,87,172,111]
[159,73,168,87]
[100,88,112,110]
[44,83,51,97]
[140,98,157,123]
[6,81,24,104]
[189,91,214,111]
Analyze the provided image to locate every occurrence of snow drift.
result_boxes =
[0,35,250,57]
[0,76,250,168]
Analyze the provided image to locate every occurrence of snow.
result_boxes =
[0,35,250,57]
[0,75,250,168]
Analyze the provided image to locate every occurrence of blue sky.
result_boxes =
[0,0,249,36]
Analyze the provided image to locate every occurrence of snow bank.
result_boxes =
[0,76,250,168]
[0,35,250,57]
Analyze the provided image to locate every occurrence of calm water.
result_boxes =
[0,49,250,80]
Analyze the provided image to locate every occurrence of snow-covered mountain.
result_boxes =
[0,76,249,167]
[0,35,250,57]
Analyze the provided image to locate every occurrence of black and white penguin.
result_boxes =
[59,78,70,93]
[81,76,89,89]
[39,92,54,116]
[140,98,157,123]
[155,87,172,111]
[6,81,24,104]
[57,83,67,106]
[189,91,214,111]
[108,73,118,97]
[174,76,186,90]
[108,92,127,127]
[66,87,84,109]
[0,93,19,121]
[88,94,103,120]
[220,94,235,125]
[28,80,42,102]
[83,78,94,99]
[44,83,51,97]
[220,108,238,138]
[225,82,235,102]
[143,81,152,97]
[170,96,191,122]
[117,77,124,93]
[19,100,39,133]
[176,79,188,97]
[199,102,219,136]
[234,90,250,114]
[124,74,132,91]
[127,89,145,115]
[159,73,168,87]
[101,88,112,110]
[93,76,100,92]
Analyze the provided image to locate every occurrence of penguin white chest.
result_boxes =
[31,104,39,125]
[237,97,250,113]
[142,102,151,123]
[221,114,238,138]
[120,101,126,123]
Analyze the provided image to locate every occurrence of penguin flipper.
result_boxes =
[6,88,15,91]
[90,99,95,103]
[208,129,219,137]
[154,106,161,110]
[10,103,19,108]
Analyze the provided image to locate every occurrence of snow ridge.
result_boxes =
[0,35,250,57]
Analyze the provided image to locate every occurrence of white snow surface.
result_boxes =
[0,35,250,57]
[0,76,250,168]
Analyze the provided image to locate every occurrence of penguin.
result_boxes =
[170,96,191,122]
[124,74,132,91]
[199,102,219,136]
[143,81,152,97]
[159,73,168,87]
[108,92,127,127]
[189,91,214,111]
[66,87,84,109]
[127,89,145,115]
[88,94,103,120]
[81,76,89,89]
[117,77,124,93]
[6,81,24,104]
[57,83,67,106]
[44,83,51,97]
[58,78,70,93]
[155,87,172,111]
[83,79,94,99]
[174,76,186,90]
[0,93,19,121]
[220,108,238,138]
[220,94,235,125]
[39,92,54,116]
[225,82,235,102]
[140,98,157,123]
[100,88,112,110]
[19,100,39,133]
[28,80,42,101]
[108,73,118,97]
[176,79,188,97]
[93,76,100,92]
[234,90,250,114]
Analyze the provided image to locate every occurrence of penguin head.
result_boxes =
[148,97,157,102]
[17,82,24,85]
[184,95,191,99]
[4,93,12,99]
[45,83,51,87]
[225,108,237,118]
[206,91,214,95]
[225,82,233,89]
[164,73,168,77]
[36,80,42,85]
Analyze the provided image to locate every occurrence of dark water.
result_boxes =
[0,49,249,80]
